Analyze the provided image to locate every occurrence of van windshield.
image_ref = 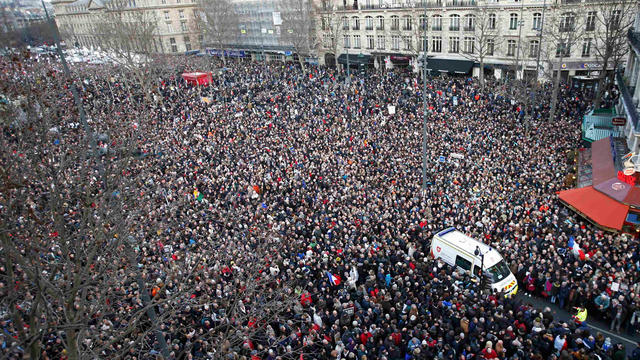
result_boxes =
[486,260,511,283]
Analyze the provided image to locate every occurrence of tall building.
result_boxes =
[51,0,200,53]
[616,10,640,152]
[316,0,619,81]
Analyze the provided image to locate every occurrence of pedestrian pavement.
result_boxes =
[515,293,640,357]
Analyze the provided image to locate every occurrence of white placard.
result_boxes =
[272,11,282,25]
[388,105,396,115]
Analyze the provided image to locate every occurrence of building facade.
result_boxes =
[615,10,640,153]
[316,0,618,80]
[51,0,200,54]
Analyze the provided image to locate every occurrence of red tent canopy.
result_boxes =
[558,186,629,231]
[182,72,212,86]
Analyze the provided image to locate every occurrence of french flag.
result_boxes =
[326,271,341,286]
[568,236,586,261]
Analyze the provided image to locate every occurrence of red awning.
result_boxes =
[558,186,629,231]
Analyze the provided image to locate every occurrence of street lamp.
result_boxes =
[421,1,429,191]
[474,245,485,294]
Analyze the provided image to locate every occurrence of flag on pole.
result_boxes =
[326,271,341,286]
[193,189,203,202]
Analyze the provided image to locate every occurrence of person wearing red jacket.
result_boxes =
[481,341,499,359]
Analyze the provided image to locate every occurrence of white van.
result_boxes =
[430,228,517,296]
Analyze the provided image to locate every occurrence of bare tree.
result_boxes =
[317,0,343,68]
[281,0,317,72]
[194,0,239,66]
[592,0,637,109]
[540,6,584,122]
[460,6,502,90]
[93,0,160,102]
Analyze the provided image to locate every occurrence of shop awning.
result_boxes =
[337,54,372,65]
[425,58,474,74]
[558,186,629,231]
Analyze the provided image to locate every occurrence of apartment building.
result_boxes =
[317,0,618,81]
[51,0,200,54]
[616,10,640,152]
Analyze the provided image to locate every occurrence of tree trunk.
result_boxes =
[299,55,306,73]
[593,57,610,109]
[479,56,485,90]
[66,329,79,360]
[549,61,562,122]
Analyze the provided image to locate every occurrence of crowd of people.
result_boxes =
[1,54,640,360]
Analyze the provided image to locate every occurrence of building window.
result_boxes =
[532,13,542,30]
[611,10,621,30]
[450,14,460,31]
[463,36,474,53]
[403,35,411,50]
[464,14,475,31]
[509,13,518,30]
[449,36,459,53]
[166,22,173,33]
[529,40,539,58]
[365,16,373,30]
[560,12,575,32]
[586,11,596,31]
[556,42,570,58]
[391,35,400,50]
[323,34,331,48]
[377,35,385,49]
[582,38,592,57]
[366,35,374,49]
[181,21,187,32]
[507,39,516,56]
[432,36,442,52]
[488,13,496,30]
[352,16,360,30]
[376,16,384,30]
[164,10,170,20]
[402,15,412,31]
[353,35,361,48]
[184,36,191,51]
[432,15,442,31]
[391,15,399,31]
[419,15,427,31]
[179,9,184,19]
[420,36,428,51]
[486,38,494,56]
[342,16,349,30]
[344,35,350,48]
[170,37,177,52]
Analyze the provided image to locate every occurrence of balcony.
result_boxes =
[446,0,476,6]
[432,26,442,31]
[449,26,460,31]
[629,28,640,54]
[616,70,640,130]
[365,25,373,30]
[463,26,475,32]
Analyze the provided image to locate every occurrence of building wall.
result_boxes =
[316,0,614,79]
[51,0,200,54]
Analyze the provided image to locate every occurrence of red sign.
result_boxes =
[612,117,626,126]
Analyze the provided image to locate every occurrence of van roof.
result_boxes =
[435,228,503,268]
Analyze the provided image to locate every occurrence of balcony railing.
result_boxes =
[463,26,475,32]
[446,0,476,6]
[449,26,460,31]
[432,26,442,31]
[365,25,373,30]
[629,28,640,54]
[616,70,640,130]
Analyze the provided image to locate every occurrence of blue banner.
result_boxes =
[206,49,246,58]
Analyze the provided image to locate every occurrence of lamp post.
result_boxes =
[421,1,429,191]
[474,245,485,294]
